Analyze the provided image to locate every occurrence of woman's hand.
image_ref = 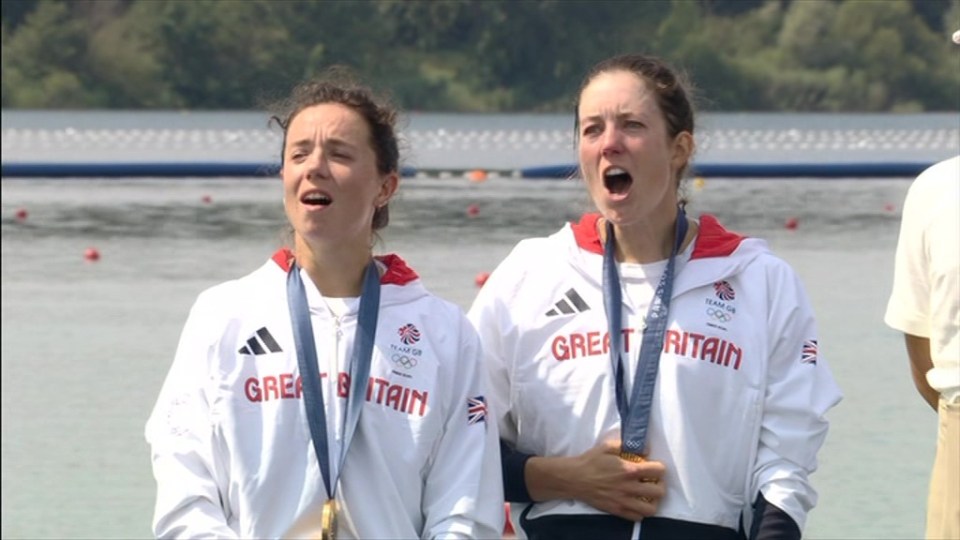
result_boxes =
[570,438,665,522]
[525,437,665,523]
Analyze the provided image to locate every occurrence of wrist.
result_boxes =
[526,455,580,502]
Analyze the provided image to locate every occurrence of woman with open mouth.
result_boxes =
[469,53,842,540]
[146,67,504,540]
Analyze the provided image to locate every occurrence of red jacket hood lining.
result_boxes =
[271,249,419,286]
[569,213,745,260]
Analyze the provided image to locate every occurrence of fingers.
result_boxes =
[629,479,666,518]
[617,471,665,499]
[635,477,667,502]
[581,460,667,521]
[576,441,670,522]
[585,446,666,486]
[634,459,665,483]
[600,481,665,522]
[613,454,665,484]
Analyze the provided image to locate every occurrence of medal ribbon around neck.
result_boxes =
[287,260,380,500]
[602,206,688,456]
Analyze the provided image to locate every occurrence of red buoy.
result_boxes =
[14,208,28,221]
[466,204,480,217]
[474,271,491,288]
[468,169,488,183]
[784,217,799,230]
[84,247,101,262]
[201,195,213,204]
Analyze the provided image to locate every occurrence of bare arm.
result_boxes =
[523,438,665,523]
[904,334,938,411]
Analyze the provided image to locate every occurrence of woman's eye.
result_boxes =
[625,120,644,129]
[582,125,601,137]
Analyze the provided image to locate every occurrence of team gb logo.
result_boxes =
[713,280,736,301]
[397,323,421,345]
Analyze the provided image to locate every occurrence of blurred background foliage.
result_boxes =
[1,0,958,112]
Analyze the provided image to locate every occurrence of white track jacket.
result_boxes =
[468,213,841,535]
[146,250,504,539]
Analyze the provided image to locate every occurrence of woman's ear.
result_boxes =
[376,172,400,208]
[671,131,694,170]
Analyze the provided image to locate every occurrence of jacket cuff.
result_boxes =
[500,439,533,502]
[749,492,801,540]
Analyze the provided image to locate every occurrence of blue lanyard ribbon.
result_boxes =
[287,261,380,499]
[602,207,688,456]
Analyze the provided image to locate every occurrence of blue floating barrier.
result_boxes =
[520,162,934,179]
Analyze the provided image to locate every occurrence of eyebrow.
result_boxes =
[286,137,357,150]
[579,111,647,125]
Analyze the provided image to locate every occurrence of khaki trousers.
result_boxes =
[927,399,960,540]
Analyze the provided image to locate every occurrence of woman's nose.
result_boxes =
[600,128,623,156]
[305,149,329,179]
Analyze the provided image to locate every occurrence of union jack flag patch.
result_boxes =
[467,396,487,425]
[801,339,818,365]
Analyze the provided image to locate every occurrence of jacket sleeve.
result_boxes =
[145,296,237,539]
[466,268,516,446]
[467,267,529,502]
[748,264,842,532]
[747,492,801,540]
[421,313,505,539]
[884,174,931,337]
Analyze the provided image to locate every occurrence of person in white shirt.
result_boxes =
[468,53,842,540]
[145,67,503,539]
[885,153,960,540]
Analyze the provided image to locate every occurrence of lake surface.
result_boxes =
[2,110,958,539]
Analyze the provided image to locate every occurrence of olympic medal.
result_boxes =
[619,450,646,464]
[321,499,337,540]
[620,450,658,485]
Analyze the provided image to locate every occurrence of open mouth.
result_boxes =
[603,167,633,195]
[301,190,332,208]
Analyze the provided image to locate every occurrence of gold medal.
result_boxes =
[621,450,657,503]
[321,499,337,540]
[619,450,646,464]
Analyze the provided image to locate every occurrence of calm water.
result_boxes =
[2,110,956,540]
[0,174,937,540]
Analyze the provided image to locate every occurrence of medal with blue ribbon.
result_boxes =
[287,261,380,540]
[602,206,688,462]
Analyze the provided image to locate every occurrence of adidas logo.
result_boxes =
[238,327,283,355]
[545,288,591,317]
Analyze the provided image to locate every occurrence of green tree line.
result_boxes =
[2,0,958,112]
